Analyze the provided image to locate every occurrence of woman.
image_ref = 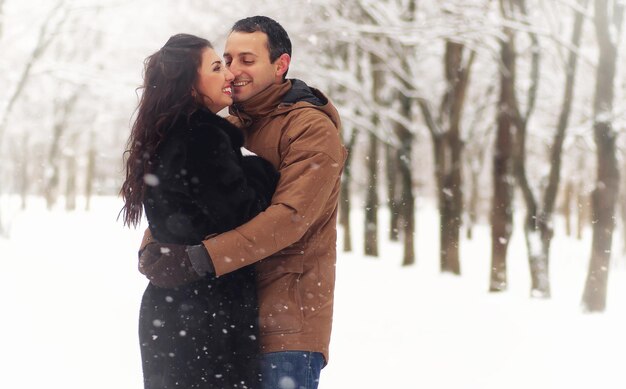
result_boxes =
[120,34,278,389]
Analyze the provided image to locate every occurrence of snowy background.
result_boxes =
[1,0,626,388]
[0,196,624,389]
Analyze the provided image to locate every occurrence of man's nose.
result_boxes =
[227,61,241,76]
[224,67,234,82]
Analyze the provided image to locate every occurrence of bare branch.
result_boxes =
[0,0,69,150]
[0,0,5,39]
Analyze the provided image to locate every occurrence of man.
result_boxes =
[139,16,346,389]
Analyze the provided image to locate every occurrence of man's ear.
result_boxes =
[275,53,291,78]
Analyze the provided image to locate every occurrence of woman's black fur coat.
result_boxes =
[139,108,278,389]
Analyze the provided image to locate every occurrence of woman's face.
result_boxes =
[195,48,234,113]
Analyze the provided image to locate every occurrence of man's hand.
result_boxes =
[138,242,203,288]
[137,229,216,288]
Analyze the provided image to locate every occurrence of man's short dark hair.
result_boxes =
[231,16,292,63]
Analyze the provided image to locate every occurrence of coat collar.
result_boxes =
[188,107,244,148]
[229,80,292,128]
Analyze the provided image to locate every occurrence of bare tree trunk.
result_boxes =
[509,0,550,297]
[490,0,516,292]
[528,0,587,297]
[395,108,415,266]
[466,164,480,240]
[621,155,626,256]
[64,134,79,211]
[8,135,29,211]
[562,180,574,237]
[392,93,416,266]
[331,39,354,252]
[364,130,379,257]
[339,177,351,252]
[339,128,357,252]
[84,132,96,211]
[582,0,623,312]
[45,129,63,210]
[464,85,495,241]
[576,184,589,240]
[19,134,29,210]
[386,143,401,241]
[436,41,474,275]
[621,160,626,256]
[399,144,415,267]
[364,50,385,257]
[401,0,417,266]
[417,43,473,274]
[65,155,77,211]
[45,92,79,210]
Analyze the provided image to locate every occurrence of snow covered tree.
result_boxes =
[417,40,475,275]
[499,0,589,298]
[581,0,624,312]
[490,0,518,292]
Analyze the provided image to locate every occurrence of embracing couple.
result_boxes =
[120,15,347,389]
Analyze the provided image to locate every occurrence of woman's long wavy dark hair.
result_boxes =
[120,34,212,227]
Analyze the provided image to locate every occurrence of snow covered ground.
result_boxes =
[0,196,624,389]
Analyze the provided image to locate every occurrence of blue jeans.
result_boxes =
[260,351,325,389]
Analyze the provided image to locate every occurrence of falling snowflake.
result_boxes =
[143,174,159,186]
[278,376,296,389]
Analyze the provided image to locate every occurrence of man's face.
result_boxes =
[223,31,281,103]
